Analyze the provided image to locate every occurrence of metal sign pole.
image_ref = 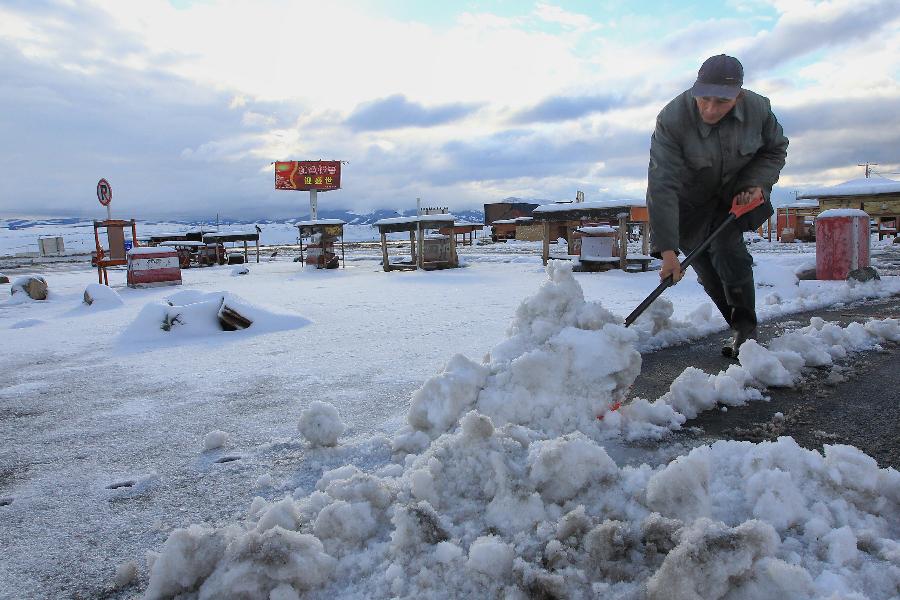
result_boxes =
[310,189,318,221]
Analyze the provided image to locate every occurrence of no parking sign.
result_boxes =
[97,179,112,206]
[97,178,113,219]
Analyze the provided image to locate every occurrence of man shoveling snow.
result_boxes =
[646,54,789,358]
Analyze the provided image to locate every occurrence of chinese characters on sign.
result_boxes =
[274,161,342,191]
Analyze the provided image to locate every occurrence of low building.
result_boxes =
[798,177,900,240]
[484,200,539,226]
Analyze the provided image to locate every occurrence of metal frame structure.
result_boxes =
[92,219,138,285]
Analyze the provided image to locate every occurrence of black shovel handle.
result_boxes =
[624,213,737,327]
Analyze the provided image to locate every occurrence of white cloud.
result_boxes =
[0,0,898,218]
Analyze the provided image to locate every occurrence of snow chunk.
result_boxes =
[527,433,617,503]
[298,401,345,447]
[313,499,377,546]
[256,496,301,533]
[467,535,514,579]
[114,561,138,588]
[659,365,763,419]
[407,354,489,436]
[144,524,237,599]
[646,446,711,522]
[203,430,229,451]
[738,340,801,387]
[635,296,677,335]
[197,527,336,597]
[646,518,780,600]
[435,540,464,564]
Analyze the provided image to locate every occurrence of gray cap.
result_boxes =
[691,54,743,99]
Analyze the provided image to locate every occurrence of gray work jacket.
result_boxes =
[646,89,788,255]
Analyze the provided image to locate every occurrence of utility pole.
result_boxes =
[858,162,878,178]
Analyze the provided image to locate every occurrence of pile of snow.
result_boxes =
[120,290,310,346]
[143,263,900,599]
[298,401,346,447]
[82,283,124,307]
[146,427,900,599]
[5,274,48,303]
[393,261,639,451]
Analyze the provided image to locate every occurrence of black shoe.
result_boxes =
[721,326,757,359]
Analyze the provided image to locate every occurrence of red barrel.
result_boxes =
[815,209,870,280]
[127,247,183,288]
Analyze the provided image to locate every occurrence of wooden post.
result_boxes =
[641,222,650,256]
[94,222,103,283]
[409,230,416,264]
[340,229,345,268]
[618,214,628,270]
[450,224,458,267]
[380,232,390,272]
[417,223,424,270]
[767,215,772,242]
[542,220,550,265]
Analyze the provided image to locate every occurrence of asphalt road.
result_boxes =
[629,292,900,469]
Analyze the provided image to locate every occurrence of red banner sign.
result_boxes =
[275,161,341,191]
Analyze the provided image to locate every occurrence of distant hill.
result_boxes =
[0,208,488,230]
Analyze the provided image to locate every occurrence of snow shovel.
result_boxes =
[623,195,764,328]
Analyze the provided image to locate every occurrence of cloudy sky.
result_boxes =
[2,0,899,221]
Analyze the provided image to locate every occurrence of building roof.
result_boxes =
[373,214,457,232]
[797,177,900,199]
[533,199,646,214]
[295,219,346,227]
[202,232,260,243]
[776,201,820,209]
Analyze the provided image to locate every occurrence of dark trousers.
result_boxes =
[682,216,757,331]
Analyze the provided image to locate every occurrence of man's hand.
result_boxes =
[660,250,682,283]
[733,186,763,206]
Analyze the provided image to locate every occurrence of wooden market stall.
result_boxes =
[490,219,518,241]
[532,200,652,271]
[774,201,820,242]
[438,222,484,246]
[202,231,261,264]
[296,219,345,269]
[145,232,191,245]
[92,219,138,284]
[373,214,458,272]
[157,240,221,268]
[798,177,900,241]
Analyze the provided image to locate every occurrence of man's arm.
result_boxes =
[647,117,688,282]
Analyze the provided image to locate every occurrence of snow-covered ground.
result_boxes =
[1,234,899,599]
